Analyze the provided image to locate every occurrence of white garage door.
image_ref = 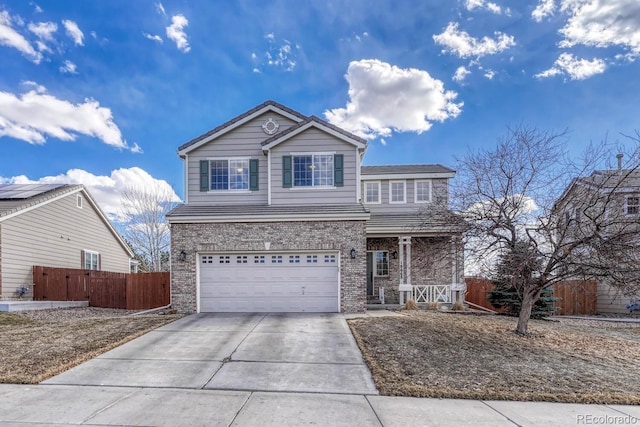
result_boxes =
[199,252,339,312]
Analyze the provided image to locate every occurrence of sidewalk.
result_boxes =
[1,383,639,426]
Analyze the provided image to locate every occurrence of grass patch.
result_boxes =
[0,309,178,384]
[348,311,640,404]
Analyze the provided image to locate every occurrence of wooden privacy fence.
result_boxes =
[32,266,170,310]
[464,277,597,316]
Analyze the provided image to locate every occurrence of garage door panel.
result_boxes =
[199,252,339,313]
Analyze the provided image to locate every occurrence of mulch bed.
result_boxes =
[348,310,640,404]
[0,307,180,384]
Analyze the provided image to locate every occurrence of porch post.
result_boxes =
[398,236,412,304]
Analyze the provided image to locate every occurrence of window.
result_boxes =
[293,154,334,187]
[210,159,249,190]
[364,182,380,204]
[306,255,318,263]
[627,196,640,215]
[324,254,337,263]
[374,251,389,276]
[415,180,432,203]
[129,260,139,273]
[83,250,99,270]
[390,181,406,203]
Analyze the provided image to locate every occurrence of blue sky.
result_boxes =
[1,0,639,217]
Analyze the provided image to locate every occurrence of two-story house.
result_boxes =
[166,101,465,313]
[555,164,640,314]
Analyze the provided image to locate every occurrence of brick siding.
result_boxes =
[170,220,367,313]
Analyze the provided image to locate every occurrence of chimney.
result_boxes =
[617,153,623,170]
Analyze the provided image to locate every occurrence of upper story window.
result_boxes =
[283,154,344,189]
[415,180,432,203]
[364,182,381,204]
[211,159,249,190]
[390,181,406,204]
[200,158,259,192]
[626,196,640,215]
[294,154,334,187]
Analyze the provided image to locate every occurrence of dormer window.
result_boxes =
[390,181,406,204]
[364,182,381,204]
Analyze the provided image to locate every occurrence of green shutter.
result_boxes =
[199,160,209,192]
[334,154,344,187]
[282,155,292,188]
[249,159,259,191]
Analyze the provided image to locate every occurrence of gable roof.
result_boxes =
[260,115,367,152]
[361,164,456,179]
[0,184,134,257]
[177,100,307,157]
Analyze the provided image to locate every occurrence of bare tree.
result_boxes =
[455,125,640,335]
[119,184,179,272]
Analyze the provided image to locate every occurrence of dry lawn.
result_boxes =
[349,311,640,404]
[0,307,179,384]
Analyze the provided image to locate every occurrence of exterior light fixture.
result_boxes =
[350,248,356,259]
[178,250,187,262]
[392,250,398,259]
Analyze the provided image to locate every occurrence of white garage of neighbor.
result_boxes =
[198,252,340,312]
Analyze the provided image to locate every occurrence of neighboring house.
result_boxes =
[0,184,135,300]
[167,100,465,314]
[555,165,640,314]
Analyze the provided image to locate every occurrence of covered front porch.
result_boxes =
[366,235,465,306]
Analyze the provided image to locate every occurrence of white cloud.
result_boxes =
[380,138,387,146]
[465,0,507,15]
[27,21,57,41]
[166,14,189,53]
[324,59,463,139]
[59,59,77,74]
[254,36,300,72]
[0,84,138,151]
[0,10,42,63]
[32,3,43,14]
[535,52,606,80]
[484,69,496,79]
[62,19,84,46]
[531,0,556,22]
[453,66,471,83]
[143,32,163,43]
[433,22,515,58]
[266,40,296,71]
[0,167,180,221]
[556,0,640,56]
[155,2,166,16]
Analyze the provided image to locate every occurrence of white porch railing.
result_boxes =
[413,285,452,303]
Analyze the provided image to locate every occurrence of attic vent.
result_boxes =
[77,194,83,209]
[617,153,624,170]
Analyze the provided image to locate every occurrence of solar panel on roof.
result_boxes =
[0,183,66,199]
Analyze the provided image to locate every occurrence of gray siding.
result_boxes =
[597,282,638,314]
[186,112,297,205]
[0,192,131,298]
[362,178,450,214]
[270,128,359,205]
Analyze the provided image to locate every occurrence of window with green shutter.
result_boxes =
[282,155,292,188]
[249,159,259,191]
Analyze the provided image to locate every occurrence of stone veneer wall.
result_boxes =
[367,236,455,304]
[170,220,367,313]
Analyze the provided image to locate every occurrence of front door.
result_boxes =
[366,252,374,296]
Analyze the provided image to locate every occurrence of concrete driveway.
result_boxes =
[43,313,378,395]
